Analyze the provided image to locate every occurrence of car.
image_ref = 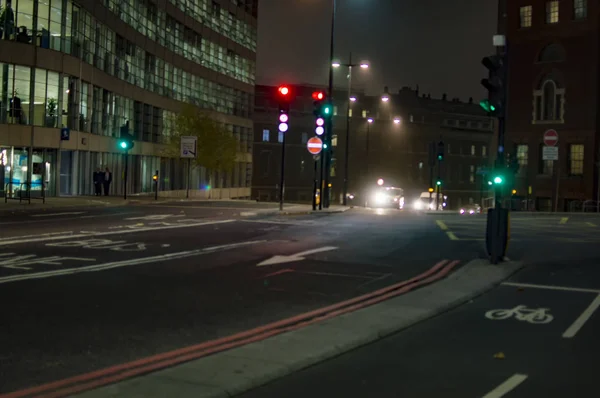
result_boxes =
[370,187,405,209]
[459,204,481,215]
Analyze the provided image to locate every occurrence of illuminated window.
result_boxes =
[361,110,367,118]
[332,135,338,147]
[262,129,269,142]
[469,165,475,183]
[538,143,554,175]
[569,144,584,175]
[278,131,283,143]
[574,0,587,20]
[482,145,487,157]
[516,144,528,175]
[546,1,559,24]
[520,6,532,27]
[471,145,475,155]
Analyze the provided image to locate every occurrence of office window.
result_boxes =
[332,135,338,147]
[569,144,584,175]
[516,144,528,175]
[262,129,269,142]
[361,110,367,118]
[333,106,338,116]
[520,5,532,27]
[348,109,353,118]
[471,145,475,155]
[533,80,564,122]
[482,145,487,157]
[469,165,475,183]
[574,0,587,20]
[546,1,559,24]
[301,132,308,144]
[278,131,283,143]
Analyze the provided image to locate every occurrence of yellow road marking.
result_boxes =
[436,220,448,230]
[559,217,568,224]
[447,231,459,240]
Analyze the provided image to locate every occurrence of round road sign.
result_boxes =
[543,129,559,146]
[307,136,323,155]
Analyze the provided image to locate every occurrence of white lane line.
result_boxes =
[563,294,600,338]
[31,212,86,217]
[502,282,600,294]
[0,231,74,242]
[0,219,235,246]
[239,219,309,226]
[482,374,528,398]
[0,240,266,285]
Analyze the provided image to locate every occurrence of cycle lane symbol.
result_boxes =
[485,305,554,324]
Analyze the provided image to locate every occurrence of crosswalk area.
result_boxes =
[435,215,600,243]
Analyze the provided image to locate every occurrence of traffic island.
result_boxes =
[71,258,522,398]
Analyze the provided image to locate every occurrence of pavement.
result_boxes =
[1,205,597,397]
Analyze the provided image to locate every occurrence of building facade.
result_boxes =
[253,84,495,210]
[0,0,256,198]
[505,0,599,211]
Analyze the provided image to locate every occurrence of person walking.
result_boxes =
[103,167,112,196]
[93,168,102,196]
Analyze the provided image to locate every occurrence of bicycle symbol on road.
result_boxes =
[485,305,554,324]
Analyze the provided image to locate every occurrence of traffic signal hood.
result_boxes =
[437,141,444,161]
[480,54,506,116]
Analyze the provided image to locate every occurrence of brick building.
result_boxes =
[253,84,495,210]
[504,0,599,211]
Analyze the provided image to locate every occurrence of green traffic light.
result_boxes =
[323,105,331,115]
[479,99,496,113]
[493,176,503,184]
[436,180,441,186]
[119,141,128,149]
[437,155,443,160]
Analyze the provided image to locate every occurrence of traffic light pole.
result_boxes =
[323,0,337,209]
[312,156,318,211]
[279,128,286,211]
[342,55,353,206]
[123,151,128,200]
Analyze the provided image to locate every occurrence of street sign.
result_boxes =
[306,136,323,155]
[180,136,197,158]
[542,146,559,161]
[60,127,70,141]
[543,129,559,147]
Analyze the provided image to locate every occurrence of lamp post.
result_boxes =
[322,0,337,209]
[364,117,373,206]
[333,54,369,206]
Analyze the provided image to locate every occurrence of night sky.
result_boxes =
[256,0,497,101]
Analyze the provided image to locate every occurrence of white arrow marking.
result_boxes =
[257,246,338,266]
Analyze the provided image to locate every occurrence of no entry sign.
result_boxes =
[307,136,323,155]
[543,129,559,147]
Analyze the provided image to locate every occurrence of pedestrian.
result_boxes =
[103,167,112,196]
[93,168,102,196]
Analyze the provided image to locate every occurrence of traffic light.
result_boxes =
[512,189,517,195]
[428,187,434,193]
[277,85,292,133]
[312,90,327,136]
[437,141,444,161]
[436,180,442,186]
[153,174,158,182]
[480,54,506,116]
[118,122,134,151]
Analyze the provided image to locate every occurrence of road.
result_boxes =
[0,203,482,395]
[238,212,600,398]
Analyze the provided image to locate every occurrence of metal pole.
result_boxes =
[364,123,370,207]
[312,156,318,210]
[279,128,286,211]
[186,158,191,199]
[342,54,353,206]
[318,144,324,210]
[123,152,128,200]
[155,169,159,200]
[323,0,337,209]
[554,159,560,212]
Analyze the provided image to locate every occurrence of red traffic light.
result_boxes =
[278,85,290,96]
[312,91,325,101]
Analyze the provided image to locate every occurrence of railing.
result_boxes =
[4,181,46,204]
[582,200,599,213]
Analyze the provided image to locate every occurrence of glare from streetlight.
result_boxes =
[349,96,357,102]
[393,118,401,124]
[377,178,384,186]
[381,95,389,102]
[332,61,341,68]
[359,62,369,69]
[367,118,373,123]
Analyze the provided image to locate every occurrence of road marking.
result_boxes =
[435,220,448,230]
[485,305,553,324]
[482,374,528,398]
[0,254,95,270]
[298,270,373,279]
[559,217,568,224]
[0,219,235,247]
[240,211,258,216]
[0,240,266,285]
[0,231,74,242]
[562,294,600,338]
[446,231,459,240]
[502,281,600,294]
[30,212,86,217]
[125,214,185,221]
[586,222,597,227]
[47,239,148,252]
[257,246,338,266]
[240,219,311,226]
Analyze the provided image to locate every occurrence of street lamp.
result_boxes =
[393,117,401,124]
[335,52,370,205]
[381,95,389,102]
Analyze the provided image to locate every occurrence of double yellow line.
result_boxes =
[436,220,459,240]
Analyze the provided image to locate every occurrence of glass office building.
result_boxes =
[0,0,257,197]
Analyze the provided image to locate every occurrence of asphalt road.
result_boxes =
[239,212,600,398]
[0,204,483,395]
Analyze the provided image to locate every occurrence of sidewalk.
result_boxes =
[72,258,521,398]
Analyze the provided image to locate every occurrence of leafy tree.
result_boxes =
[162,104,238,186]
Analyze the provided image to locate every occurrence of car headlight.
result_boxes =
[469,209,475,214]
[429,202,435,210]
[460,209,465,214]
[374,192,389,203]
[413,200,423,210]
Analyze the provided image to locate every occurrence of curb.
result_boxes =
[72,258,522,398]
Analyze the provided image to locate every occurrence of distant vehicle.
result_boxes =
[369,186,405,209]
[412,192,447,211]
[459,204,481,215]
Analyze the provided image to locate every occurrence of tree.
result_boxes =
[162,104,238,186]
